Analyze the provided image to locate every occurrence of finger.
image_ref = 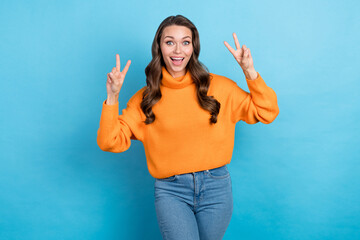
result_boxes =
[245,48,251,57]
[122,60,131,76]
[224,41,236,56]
[242,48,247,57]
[116,54,120,72]
[240,45,247,57]
[112,67,116,73]
[245,49,249,57]
[233,33,241,50]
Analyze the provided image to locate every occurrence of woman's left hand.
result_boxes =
[224,33,256,77]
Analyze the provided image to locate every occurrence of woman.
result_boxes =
[97,15,279,240]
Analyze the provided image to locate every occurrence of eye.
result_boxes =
[166,41,173,45]
[183,41,190,45]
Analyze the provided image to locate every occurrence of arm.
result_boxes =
[224,32,279,124]
[231,72,279,124]
[97,100,133,153]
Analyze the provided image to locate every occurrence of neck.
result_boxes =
[161,66,193,89]
[166,67,186,78]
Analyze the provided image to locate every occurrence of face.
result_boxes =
[160,25,193,78]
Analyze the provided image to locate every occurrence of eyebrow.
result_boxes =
[164,36,191,39]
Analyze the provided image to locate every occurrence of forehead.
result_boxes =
[162,25,192,39]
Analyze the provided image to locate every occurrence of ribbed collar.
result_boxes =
[161,66,193,89]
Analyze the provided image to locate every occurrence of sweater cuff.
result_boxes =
[102,100,119,113]
[100,100,119,124]
[245,72,267,93]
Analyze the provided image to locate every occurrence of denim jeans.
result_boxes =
[154,165,233,240]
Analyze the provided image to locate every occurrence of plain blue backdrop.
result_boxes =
[1,0,359,239]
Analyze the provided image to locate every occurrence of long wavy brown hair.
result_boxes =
[141,15,221,125]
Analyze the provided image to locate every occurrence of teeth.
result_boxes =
[171,57,184,60]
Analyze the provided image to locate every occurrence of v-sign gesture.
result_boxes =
[224,33,257,80]
[107,54,131,97]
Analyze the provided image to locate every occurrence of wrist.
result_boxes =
[243,68,257,80]
[106,94,119,105]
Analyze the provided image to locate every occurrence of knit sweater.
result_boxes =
[97,66,279,178]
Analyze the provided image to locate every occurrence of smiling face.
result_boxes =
[160,25,193,78]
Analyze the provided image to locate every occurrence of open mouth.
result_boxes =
[170,57,184,65]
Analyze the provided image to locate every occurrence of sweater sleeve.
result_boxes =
[97,90,145,152]
[230,72,279,124]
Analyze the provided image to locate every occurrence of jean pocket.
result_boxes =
[207,165,230,179]
[156,174,177,182]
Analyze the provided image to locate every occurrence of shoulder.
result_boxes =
[128,86,147,105]
[208,72,237,93]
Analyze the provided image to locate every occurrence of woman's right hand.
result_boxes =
[106,54,131,97]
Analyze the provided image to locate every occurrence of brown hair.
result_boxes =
[141,15,220,125]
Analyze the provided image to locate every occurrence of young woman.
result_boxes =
[97,15,279,240]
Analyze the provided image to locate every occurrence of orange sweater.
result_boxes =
[97,66,279,178]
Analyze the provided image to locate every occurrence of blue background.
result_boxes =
[1,0,359,239]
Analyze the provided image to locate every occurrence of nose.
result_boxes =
[174,43,181,54]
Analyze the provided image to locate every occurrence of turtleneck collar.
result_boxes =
[161,66,193,89]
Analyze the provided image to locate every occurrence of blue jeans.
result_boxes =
[154,165,233,240]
